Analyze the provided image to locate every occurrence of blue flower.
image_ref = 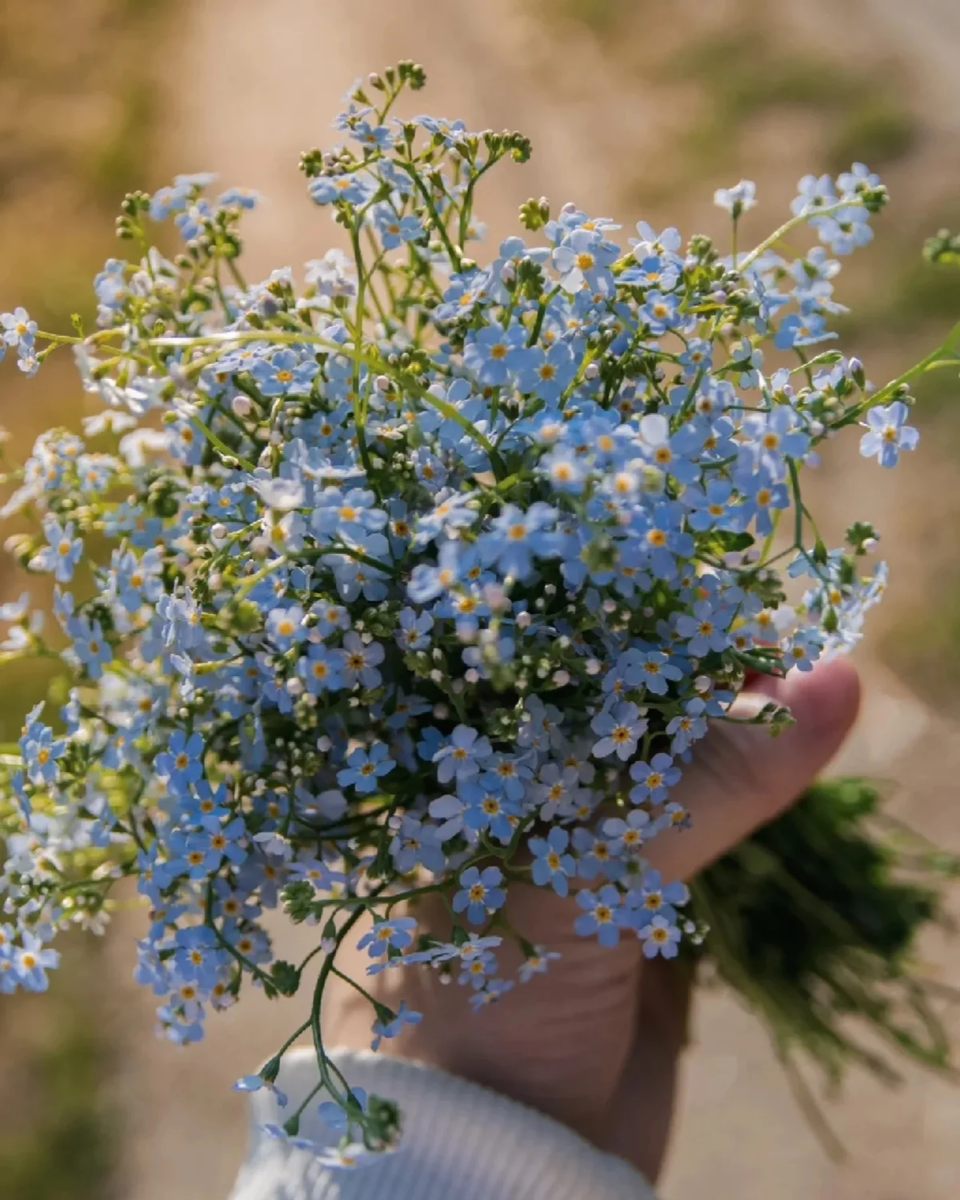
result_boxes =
[327,533,390,602]
[21,726,66,787]
[374,207,424,250]
[265,605,307,651]
[791,173,835,217]
[481,502,558,580]
[626,869,689,924]
[641,290,681,334]
[218,187,260,210]
[518,948,562,983]
[837,162,881,197]
[480,754,533,803]
[528,827,576,897]
[12,933,60,992]
[638,914,681,959]
[815,204,873,255]
[408,541,464,603]
[156,731,205,794]
[859,401,919,468]
[340,631,385,688]
[458,948,498,989]
[233,1074,288,1108]
[396,607,433,651]
[156,589,206,653]
[251,349,318,397]
[354,119,395,151]
[553,228,617,293]
[463,321,530,387]
[317,1087,367,1134]
[69,616,112,680]
[636,502,694,579]
[297,644,345,694]
[412,490,479,546]
[384,689,431,730]
[312,487,388,542]
[602,810,651,856]
[590,701,647,761]
[413,114,467,144]
[623,253,680,291]
[452,865,506,924]
[172,925,227,989]
[433,724,492,784]
[539,445,588,493]
[1,307,37,352]
[572,827,624,883]
[733,470,789,538]
[469,976,515,1011]
[371,1000,422,1050]
[783,627,823,673]
[630,221,682,260]
[194,816,248,872]
[682,479,735,532]
[674,600,733,656]
[389,816,446,875]
[574,884,627,947]
[309,600,351,638]
[357,916,417,958]
[517,342,576,401]
[773,311,836,352]
[714,180,756,215]
[630,650,684,696]
[111,547,163,612]
[31,518,83,583]
[666,699,708,754]
[337,742,395,793]
[745,405,811,469]
[309,172,372,206]
[628,753,681,804]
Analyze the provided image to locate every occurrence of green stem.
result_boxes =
[738,198,867,272]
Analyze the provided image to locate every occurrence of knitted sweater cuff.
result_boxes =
[229,1046,657,1200]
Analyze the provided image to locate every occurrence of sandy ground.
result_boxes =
[107,3,960,1197]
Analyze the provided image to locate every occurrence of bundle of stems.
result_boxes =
[692,777,959,1155]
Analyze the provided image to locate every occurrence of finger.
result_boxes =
[606,659,859,1179]
[645,656,861,882]
[325,886,642,1142]
[601,957,695,1182]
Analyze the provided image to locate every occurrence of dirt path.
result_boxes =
[106,5,960,1197]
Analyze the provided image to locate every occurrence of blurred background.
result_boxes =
[1,1,959,1197]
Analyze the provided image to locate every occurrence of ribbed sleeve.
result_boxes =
[229,1047,657,1200]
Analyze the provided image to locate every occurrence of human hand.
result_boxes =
[325,658,860,1183]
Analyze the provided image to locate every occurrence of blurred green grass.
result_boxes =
[0,943,117,1200]
[0,1,171,1194]
[627,21,918,204]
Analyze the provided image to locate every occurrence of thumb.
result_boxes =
[644,656,861,882]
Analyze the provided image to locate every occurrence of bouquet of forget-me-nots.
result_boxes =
[1,60,957,1166]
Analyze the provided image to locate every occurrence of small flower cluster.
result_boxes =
[0,62,946,1161]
